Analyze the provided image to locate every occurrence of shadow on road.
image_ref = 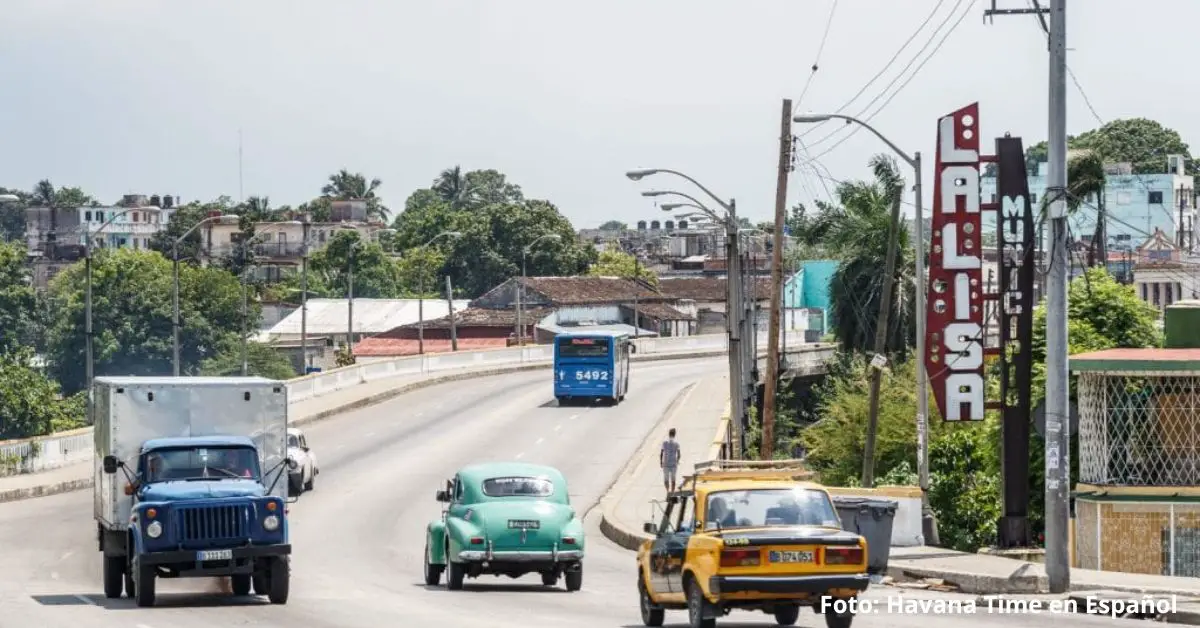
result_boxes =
[33,592,270,609]
[412,582,569,594]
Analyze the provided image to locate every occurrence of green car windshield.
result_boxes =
[481,476,554,497]
[704,488,839,530]
[143,446,261,483]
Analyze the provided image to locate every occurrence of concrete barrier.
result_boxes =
[0,333,837,476]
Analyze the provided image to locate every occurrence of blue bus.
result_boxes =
[552,330,635,405]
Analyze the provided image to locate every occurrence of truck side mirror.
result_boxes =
[436,490,449,502]
[102,455,119,474]
[643,522,658,535]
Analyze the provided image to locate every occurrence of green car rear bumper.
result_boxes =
[458,548,583,562]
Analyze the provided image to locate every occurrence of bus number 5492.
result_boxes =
[575,370,608,381]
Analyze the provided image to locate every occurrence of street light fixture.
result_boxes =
[792,111,934,541]
[409,230,461,354]
[171,213,242,376]
[516,233,562,345]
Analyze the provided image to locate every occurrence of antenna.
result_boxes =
[238,129,244,203]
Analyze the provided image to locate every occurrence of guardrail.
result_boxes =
[0,333,836,476]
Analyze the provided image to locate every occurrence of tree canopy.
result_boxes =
[587,249,657,285]
[1025,118,1196,176]
[0,242,37,353]
[0,347,87,441]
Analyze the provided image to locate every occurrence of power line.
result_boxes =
[806,0,978,160]
[797,0,950,139]
[796,0,841,108]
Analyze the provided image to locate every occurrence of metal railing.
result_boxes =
[0,334,836,476]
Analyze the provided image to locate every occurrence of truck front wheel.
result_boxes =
[267,556,290,604]
[231,574,252,596]
[133,560,156,607]
[102,556,123,598]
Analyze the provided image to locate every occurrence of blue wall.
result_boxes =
[785,259,837,333]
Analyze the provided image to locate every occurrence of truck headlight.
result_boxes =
[263,515,280,531]
[287,459,298,470]
[146,521,163,538]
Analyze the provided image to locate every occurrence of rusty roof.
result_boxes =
[630,302,695,321]
[393,306,555,330]
[518,276,668,305]
[657,276,773,301]
[353,337,509,357]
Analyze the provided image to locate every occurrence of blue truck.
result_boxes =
[93,376,296,607]
[552,330,635,405]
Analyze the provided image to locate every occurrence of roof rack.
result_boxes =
[684,459,815,483]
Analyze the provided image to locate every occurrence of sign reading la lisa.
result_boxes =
[925,103,985,421]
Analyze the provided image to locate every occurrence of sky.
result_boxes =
[0,0,1193,229]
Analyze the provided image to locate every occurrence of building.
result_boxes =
[353,276,697,359]
[656,276,772,335]
[1130,227,1200,313]
[201,217,386,281]
[981,156,1195,247]
[24,194,175,288]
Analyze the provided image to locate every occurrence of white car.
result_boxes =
[287,427,319,494]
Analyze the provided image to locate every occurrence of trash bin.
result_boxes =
[832,496,898,575]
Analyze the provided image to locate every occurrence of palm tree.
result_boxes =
[321,169,389,221]
[31,180,56,207]
[824,154,915,354]
[432,165,478,210]
[1065,151,1107,267]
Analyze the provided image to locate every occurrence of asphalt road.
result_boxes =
[0,357,1141,628]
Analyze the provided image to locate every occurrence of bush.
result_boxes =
[0,348,87,440]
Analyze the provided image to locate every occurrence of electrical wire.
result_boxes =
[796,0,840,108]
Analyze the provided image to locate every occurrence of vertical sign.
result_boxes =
[925,104,985,421]
[995,136,1036,546]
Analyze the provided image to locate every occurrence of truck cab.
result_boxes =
[93,376,293,607]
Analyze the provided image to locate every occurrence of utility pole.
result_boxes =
[446,275,458,351]
[724,203,746,455]
[1043,0,1071,593]
[861,189,904,487]
[300,220,310,373]
[762,98,791,459]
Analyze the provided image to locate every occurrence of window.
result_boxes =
[557,337,610,357]
[1030,193,1038,204]
[1149,191,1164,204]
[85,211,92,221]
[675,495,696,533]
[132,212,139,222]
[704,488,840,529]
[1153,283,1161,306]
[142,446,260,482]
[287,434,300,448]
[96,211,105,222]
[481,476,554,497]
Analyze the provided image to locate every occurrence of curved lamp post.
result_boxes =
[171,213,242,375]
[516,233,561,344]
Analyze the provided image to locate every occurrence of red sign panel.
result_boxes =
[925,103,985,421]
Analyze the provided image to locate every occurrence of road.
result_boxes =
[0,357,1139,628]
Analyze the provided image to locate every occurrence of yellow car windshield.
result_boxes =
[704,488,839,530]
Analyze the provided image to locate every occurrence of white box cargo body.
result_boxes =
[93,376,289,530]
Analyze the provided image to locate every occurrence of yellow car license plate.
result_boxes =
[768,550,814,563]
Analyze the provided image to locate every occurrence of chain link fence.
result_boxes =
[1075,499,1200,576]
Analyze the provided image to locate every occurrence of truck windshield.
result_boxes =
[704,488,840,529]
[143,446,261,483]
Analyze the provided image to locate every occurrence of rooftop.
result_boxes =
[353,337,509,357]
[394,306,555,330]
[657,276,773,301]
[1070,348,1200,372]
[516,276,667,304]
[267,298,471,336]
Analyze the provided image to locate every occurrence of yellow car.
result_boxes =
[635,460,868,628]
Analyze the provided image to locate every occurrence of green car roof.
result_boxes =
[456,462,568,504]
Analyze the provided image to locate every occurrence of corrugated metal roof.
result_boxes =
[267,298,471,336]
[354,337,508,357]
[537,322,658,337]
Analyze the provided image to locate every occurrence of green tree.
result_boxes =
[45,248,253,393]
[0,241,37,352]
[598,220,627,231]
[321,169,389,221]
[149,197,237,263]
[586,249,657,285]
[0,347,87,440]
[199,339,298,380]
[298,230,402,298]
[1025,118,1196,176]
[823,155,916,354]
[0,187,30,241]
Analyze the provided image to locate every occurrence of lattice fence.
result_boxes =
[1077,371,1200,486]
[1075,499,1200,576]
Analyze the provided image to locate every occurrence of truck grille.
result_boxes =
[176,503,251,547]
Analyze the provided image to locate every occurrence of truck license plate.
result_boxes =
[197,549,233,561]
[769,550,813,563]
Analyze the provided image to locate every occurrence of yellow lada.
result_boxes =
[635,460,868,628]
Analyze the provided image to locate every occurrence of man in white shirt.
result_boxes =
[660,428,681,492]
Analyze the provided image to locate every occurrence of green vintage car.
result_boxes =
[424,462,585,591]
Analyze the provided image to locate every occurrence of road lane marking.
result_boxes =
[50,571,58,580]
[72,594,95,605]
[365,431,376,437]
[515,452,525,459]
[568,414,579,420]
[535,438,544,445]
[59,551,72,561]
[554,424,562,431]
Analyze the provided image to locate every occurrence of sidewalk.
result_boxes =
[599,371,731,551]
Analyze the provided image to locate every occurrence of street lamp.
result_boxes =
[516,233,562,345]
[84,208,140,395]
[410,230,462,354]
[344,228,397,359]
[171,213,242,376]
[627,169,751,457]
[793,111,934,540]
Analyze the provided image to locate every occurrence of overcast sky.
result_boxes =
[0,0,1189,228]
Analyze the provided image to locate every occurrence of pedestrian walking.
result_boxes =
[660,428,680,493]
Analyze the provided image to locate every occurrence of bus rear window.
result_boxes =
[557,337,610,357]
